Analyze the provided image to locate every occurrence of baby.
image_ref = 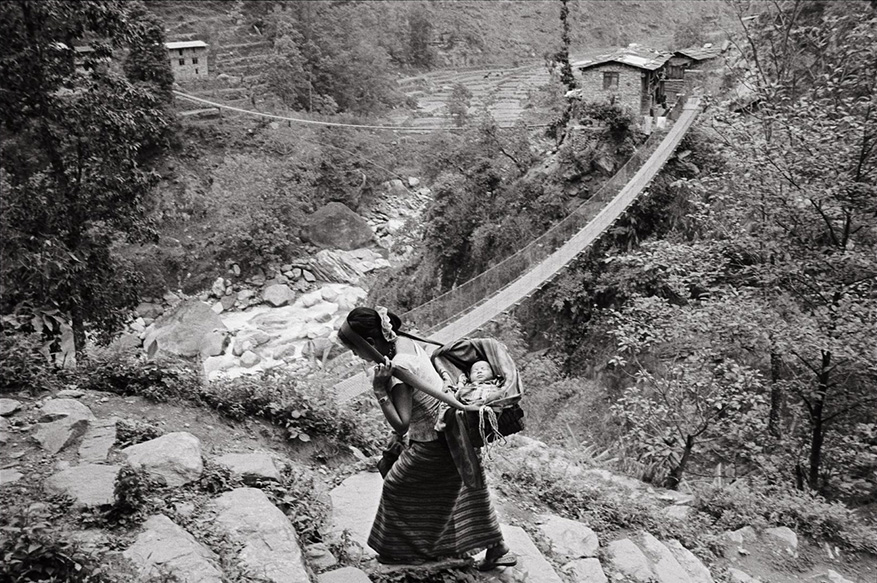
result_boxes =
[453,360,503,406]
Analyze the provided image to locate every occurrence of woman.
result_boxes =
[338,306,516,570]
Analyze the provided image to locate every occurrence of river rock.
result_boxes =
[538,514,599,559]
[45,464,120,507]
[263,284,295,307]
[123,514,222,583]
[213,487,310,583]
[302,202,374,251]
[142,300,228,358]
[122,432,203,486]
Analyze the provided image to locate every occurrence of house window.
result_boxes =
[192,57,198,65]
[178,49,183,56]
[178,58,185,66]
[603,72,619,90]
[195,68,199,75]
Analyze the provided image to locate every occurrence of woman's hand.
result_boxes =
[372,357,393,394]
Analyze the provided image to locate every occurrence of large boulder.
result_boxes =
[122,432,203,486]
[213,488,310,583]
[45,464,120,507]
[123,514,223,583]
[33,399,95,454]
[142,300,227,358]
[302,203,374,251]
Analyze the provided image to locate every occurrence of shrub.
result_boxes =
[258,464,329,544]
[0,331,58,394]
[80,352,202,403]
[694,482,877,554]
[115,418,164,448]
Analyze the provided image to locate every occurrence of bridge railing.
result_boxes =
[401,97,686,333]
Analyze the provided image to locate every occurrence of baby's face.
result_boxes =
[469,361,495,383]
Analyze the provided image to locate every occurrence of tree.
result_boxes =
[447,83,473,127]
[556,0,576,92]
[0,1,173,356]
[408,5,434,69]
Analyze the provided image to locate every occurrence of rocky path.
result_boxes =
[3,394,867,583]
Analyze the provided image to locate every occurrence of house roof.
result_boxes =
[573,45,672,72]
[674,44,723,61]
[165,40,208,50]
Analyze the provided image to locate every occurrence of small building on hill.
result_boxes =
[166,40,208,80]
[572,45,673,116]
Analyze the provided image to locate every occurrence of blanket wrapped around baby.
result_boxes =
[431,337,524,489]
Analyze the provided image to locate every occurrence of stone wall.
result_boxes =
[577,64,645,115]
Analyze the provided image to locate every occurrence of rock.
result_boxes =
[143,300,227,358]
[560,558,607,583]
[328,473,384,556]
[238,289,255,301]
[605,538,656,582]
[723,526,757,545]
[0,398,21,416]
[825,569,855,583]
[309,250,365,284]
[33,399,95,454]
[0,417,10,445]
[728,568,761,583]
[1,468,24,486]
[636,532,693,583]
[212,301,224,314]
[56,389,85,398]
[306,542,338,571]
[203,352,237,376]
[302,269,316,283]
[233,264,241,276]
[318,567,370,583]
[163,291,181,307]
[763,526,797,551]
[216,452,281,483]
[78,417,117,463]
[663,539,714,583]
[213,488,310,583]
[537,514,599,558]
[123,514,223,583]
[240,351,261,368]
[492,524,564,583]
[199,330,229,358]
[663,505,693,520]
[407,176,420,187]
[321,287,340,302]
[131,317,147,333]
[45,464,120,507]
[302,202,374,251]
[300,292,322,309]
[221,293,237,310]
[136,302,163,319]
[263,284,295,307]
[122,432,203,487]
[211,277,226,297]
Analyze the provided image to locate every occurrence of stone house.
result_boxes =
[665,44,723,95]
[166,40,208,80]
[572,46,673,116]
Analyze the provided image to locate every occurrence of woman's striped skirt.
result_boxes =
[367,438,503,561]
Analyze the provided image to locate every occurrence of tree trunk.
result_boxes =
[808,350,831,490]
[768,348,784,438]
[71,305,86,363]
[664,435,694,490]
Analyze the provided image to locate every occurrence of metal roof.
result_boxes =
[674,45,723,61]
[573,46,672,72]
[165,40,208,50]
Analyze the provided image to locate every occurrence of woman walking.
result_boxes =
[338,306,516,569]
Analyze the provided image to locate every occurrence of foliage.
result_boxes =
[110,465,165,519]
[0,0,174,355]
[200,369,380,451]
[196,460,239,495]
[115,418,164,448]
[0,331,60,394]
[0,508,110,583]
[694,482,877,554]
[447,83,473,127]
[407,5,435,69]
[79,352,201,403]
[257,464,330,544]
[555,0,576,91]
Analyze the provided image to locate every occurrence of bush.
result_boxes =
[694,482,877,554]
[0,331,58,394]
[80,352,202,403]
[115,418,164,448]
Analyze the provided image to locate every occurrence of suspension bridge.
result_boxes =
[332,95,702,402]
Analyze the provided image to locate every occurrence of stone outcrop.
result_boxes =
[0,398,21,416]
[45,464,120,507]
[215,452,281,483]
[606,538,655,581]
[308,249,366,284]
[33,399,95,454]
[561,558,608,583]
[123,514,223,583]
[122,432,204,486]
[142,300,228,358]
[78,417,117,463]
[302,202,375,250]
[213,487,310,583]
[537,514,599,559]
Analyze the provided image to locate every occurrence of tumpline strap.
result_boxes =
[397,330,443,347]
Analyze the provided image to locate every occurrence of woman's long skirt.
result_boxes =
[367,438,503,561]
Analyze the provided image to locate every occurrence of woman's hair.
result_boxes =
[346,307,402,341]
